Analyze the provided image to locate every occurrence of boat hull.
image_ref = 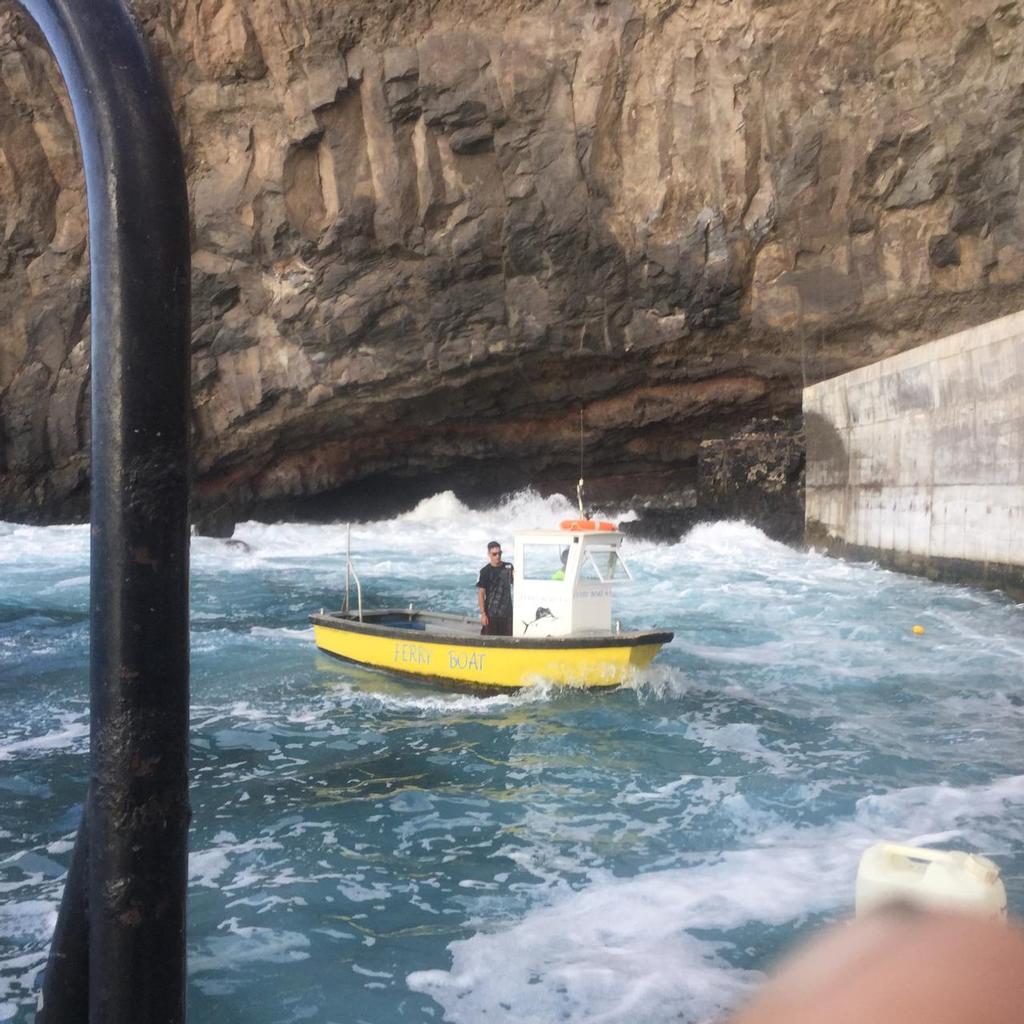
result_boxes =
[311,611,672,691]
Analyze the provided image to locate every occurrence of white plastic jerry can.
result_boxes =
[855,843,1007,919]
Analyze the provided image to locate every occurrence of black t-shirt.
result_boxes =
[476,561,513,618]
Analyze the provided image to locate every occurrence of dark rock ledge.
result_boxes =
[616,417,805,545]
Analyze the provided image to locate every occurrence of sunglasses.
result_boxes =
[489,550,502,556]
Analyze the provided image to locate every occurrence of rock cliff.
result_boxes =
[2,0,1024,527]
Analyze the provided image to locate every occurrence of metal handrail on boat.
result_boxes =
[343,524,363,622]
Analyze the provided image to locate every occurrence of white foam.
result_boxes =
[854,773,1024,850]
[0,900,54,1019]
[0,718,90,761]
[189,848,236,889]
[683,721,794,773]
[191,701,275,729]
[248,625,313,643]
[47,575,89,592]
[407,850,795,1024]
[352,964,393,979]
[0,899,57,945]
[190,919,311,976]
[0,950,48,1024]
[0,522,89,566]
[205,489,582,568]
[409,773,1024,1023]
[322,682,551,718]
[396,490,477,525]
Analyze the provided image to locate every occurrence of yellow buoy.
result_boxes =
[912,624,925,635]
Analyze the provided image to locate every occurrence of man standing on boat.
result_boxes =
[476,541,514,636]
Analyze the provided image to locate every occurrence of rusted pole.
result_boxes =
[22,1,192,1022]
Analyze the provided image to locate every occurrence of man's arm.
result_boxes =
[477,585,488,626]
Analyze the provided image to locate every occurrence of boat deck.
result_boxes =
[341,608,482,637]
[310,608,672,648]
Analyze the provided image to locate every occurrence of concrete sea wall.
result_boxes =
[804,311,1024,595]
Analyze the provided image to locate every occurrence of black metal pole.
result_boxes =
[37,801,89,1019]
[20,2,192,1022]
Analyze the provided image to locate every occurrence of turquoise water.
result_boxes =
[2,490,1023,1023]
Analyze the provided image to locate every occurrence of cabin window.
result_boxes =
[522,544,570,580]
[579,546,631,582]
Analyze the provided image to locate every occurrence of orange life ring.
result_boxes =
[559,519,617,531]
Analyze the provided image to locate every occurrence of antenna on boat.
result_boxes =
[343,524,351,613]
[341,523,363,621]
[577,407,586,517]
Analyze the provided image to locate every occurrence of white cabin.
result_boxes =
[510,526,633,638]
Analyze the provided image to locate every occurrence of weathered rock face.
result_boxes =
[695,417,805,544]
[618,416,804,543]
[3,0,1024,524]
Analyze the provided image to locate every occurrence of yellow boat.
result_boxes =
[311,523,673,692]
